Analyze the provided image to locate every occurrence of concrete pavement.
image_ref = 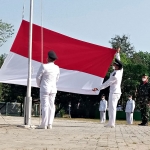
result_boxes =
[0,116,150,150]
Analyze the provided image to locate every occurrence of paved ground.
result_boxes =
[0,116,150,150]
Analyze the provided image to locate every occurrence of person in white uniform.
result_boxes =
[125,95,135,124]
[93,47,123,128]
[99,94,107,123]
[36,50,60,129]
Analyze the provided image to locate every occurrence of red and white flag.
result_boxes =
[0,20,116,95]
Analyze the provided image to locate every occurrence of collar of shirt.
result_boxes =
[48,62,54,64]
[143,81,148,84]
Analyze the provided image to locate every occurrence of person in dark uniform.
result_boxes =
[136,73,150,126]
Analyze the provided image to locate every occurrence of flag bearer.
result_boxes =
[36,50,60,129]
[93,47,123,128]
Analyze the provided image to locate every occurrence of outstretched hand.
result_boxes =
[92,88,98,91]
[116,47,120,53]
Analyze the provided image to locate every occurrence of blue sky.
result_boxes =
[0,0,150,54]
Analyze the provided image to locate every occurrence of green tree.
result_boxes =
[0,53,7,67]
[0,54,7,97]
[0,20,14,47]
[109,35,135,57]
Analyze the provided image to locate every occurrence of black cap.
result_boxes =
[114,58,123,69]
[48,50,58,60]
[128,94,132,97]
[101,94,105,97]
[142,73,149,77]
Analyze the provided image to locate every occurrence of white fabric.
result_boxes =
[125,100,135,113]
[107,93,121,127]
[40,92,56,126]
[100,111,106,123]
[100,53,123,94]
[36,62,60,93]
[0,52,103,95]
[99,100,107,111]
[126,112,133,124]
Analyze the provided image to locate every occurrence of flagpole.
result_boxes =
[25,0,33,126]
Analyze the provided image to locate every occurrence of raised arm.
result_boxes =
[115,52,120,60]
[115,47,121,60]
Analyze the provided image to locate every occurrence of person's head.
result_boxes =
[128,95,132,100]
[101,94,105,100]
[112,63,119,70]
[47,50,58,62]
[142,73,149,82]
[112,58,123,70]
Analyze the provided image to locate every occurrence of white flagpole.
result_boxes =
[25,0,34,126]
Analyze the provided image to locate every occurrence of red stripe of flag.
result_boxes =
[10,20,116,78]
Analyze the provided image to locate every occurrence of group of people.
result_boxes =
[99,94,135,125]
[93,47,150,127]
[35,47,150,129]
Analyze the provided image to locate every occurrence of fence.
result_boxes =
[0,102,144,121]
[0,102,40,116]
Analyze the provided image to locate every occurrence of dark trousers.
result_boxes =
[140,103,149,124]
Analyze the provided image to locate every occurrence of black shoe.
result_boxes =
[138,123,148,126]
[138,123,144,126]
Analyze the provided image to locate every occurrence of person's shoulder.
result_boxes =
[55,64,60,69]
[53,63,59,68]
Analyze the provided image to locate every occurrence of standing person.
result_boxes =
[136,73,150,126]
[36,50,60,129]
[93,47,123,128]
[99,94,107,123]
[125,95,135,124]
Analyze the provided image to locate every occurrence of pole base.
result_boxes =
[17,124,36,129]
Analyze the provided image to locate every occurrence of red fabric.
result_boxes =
[10,20,116,78]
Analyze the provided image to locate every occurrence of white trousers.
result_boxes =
[100,111,106,123]
[40,92,56,126]
[107,93,121,127]
[126,112,133,124]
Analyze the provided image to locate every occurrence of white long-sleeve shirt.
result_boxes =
[36,62,60,93]
[99,100,107,111]
[99,53,123,94]
[125,99,135,113]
